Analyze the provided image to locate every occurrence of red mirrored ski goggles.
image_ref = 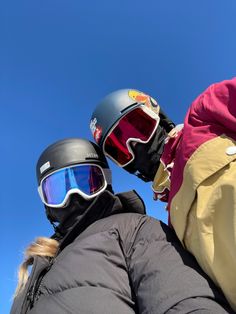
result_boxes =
[103,106,160,167]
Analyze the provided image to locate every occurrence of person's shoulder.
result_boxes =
[102,213,166,238]
[100,212,152,228]
[91,212,160,236]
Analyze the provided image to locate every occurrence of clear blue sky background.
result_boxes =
[1,1,236,312]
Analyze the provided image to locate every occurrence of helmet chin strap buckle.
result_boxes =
[124,164,151,182]
[134,170,150,182]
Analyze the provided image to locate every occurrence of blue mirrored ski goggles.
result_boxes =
[38,164,110,208]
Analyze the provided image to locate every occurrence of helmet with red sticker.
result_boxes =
[90,89,175,148]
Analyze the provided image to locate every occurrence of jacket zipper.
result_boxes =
[29,258,54,308]
[31,263,52,305]
[20,257,39,314]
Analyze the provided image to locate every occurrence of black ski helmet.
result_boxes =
[36,138,112,227]
[36,137,112,188]
[90,89,175,148]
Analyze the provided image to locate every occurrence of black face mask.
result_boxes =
[124,126,167,182]
[46,188,117,241]
[46,194,93,233]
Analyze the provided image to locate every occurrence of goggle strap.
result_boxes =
[103,168,112,185]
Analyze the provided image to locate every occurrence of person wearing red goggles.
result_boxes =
[90,89,175,182]
[90,81,236,310]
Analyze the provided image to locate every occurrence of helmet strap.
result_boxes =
[159,108,175,133]
[134,171,150,182]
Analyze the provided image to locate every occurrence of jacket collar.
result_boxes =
[54,190,145,252]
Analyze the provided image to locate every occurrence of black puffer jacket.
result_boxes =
[11,191,232,314]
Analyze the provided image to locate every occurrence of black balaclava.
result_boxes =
[124,125,167,182]
[46,195,92,231]
[46,185,114,240]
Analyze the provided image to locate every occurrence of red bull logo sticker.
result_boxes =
[128,90,160,114]
[90,117,103,144]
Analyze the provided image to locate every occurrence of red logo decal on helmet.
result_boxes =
[90,118,103,144]
[94,126,102,143]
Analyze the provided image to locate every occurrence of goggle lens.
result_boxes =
[41,164,105,206]
[104,107,158,166]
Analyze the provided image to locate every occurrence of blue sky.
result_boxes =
[1,1,236,312]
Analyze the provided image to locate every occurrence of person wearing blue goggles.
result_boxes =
[38,163,110,208]
[36,138,112,225]
[11,137,233,314]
